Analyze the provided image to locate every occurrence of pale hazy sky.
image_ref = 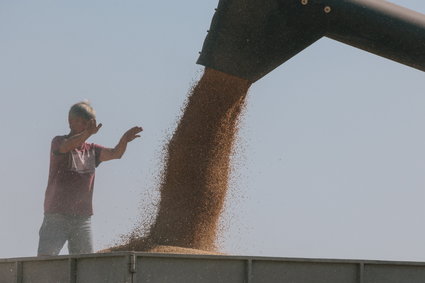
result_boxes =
[1,1,425,261]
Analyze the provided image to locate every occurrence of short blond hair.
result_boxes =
[69,101,96,120]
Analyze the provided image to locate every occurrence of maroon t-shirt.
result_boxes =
[43,135,104,216]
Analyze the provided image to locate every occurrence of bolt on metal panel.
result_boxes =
[0,262,16,283]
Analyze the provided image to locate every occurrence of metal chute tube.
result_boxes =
[323,0,425,73]
[197,0,425,82]
[197,0,327,82]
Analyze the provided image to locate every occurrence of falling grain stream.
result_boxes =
[113,68,251,253]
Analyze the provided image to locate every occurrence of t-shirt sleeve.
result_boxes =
[94,144,105,167]
[51,136,66,155]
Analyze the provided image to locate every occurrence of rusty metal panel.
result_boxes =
[134,255,246,283]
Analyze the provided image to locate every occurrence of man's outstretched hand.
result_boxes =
[122,126,143,143]
[98,126,143,162]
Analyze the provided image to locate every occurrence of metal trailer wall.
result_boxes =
[1,252,425,283]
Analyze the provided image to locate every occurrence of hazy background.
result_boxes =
[1,0,425,261]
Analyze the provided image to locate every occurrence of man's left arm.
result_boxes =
[99,126,143,162]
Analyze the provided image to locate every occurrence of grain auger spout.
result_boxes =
[197,0,425,82]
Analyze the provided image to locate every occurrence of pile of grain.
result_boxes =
[113,68,251,253]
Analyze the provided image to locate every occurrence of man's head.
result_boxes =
[68,101,96,134]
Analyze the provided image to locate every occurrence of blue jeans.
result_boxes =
[37,213,93,256]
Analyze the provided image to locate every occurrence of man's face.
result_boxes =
[69,116,89,134]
